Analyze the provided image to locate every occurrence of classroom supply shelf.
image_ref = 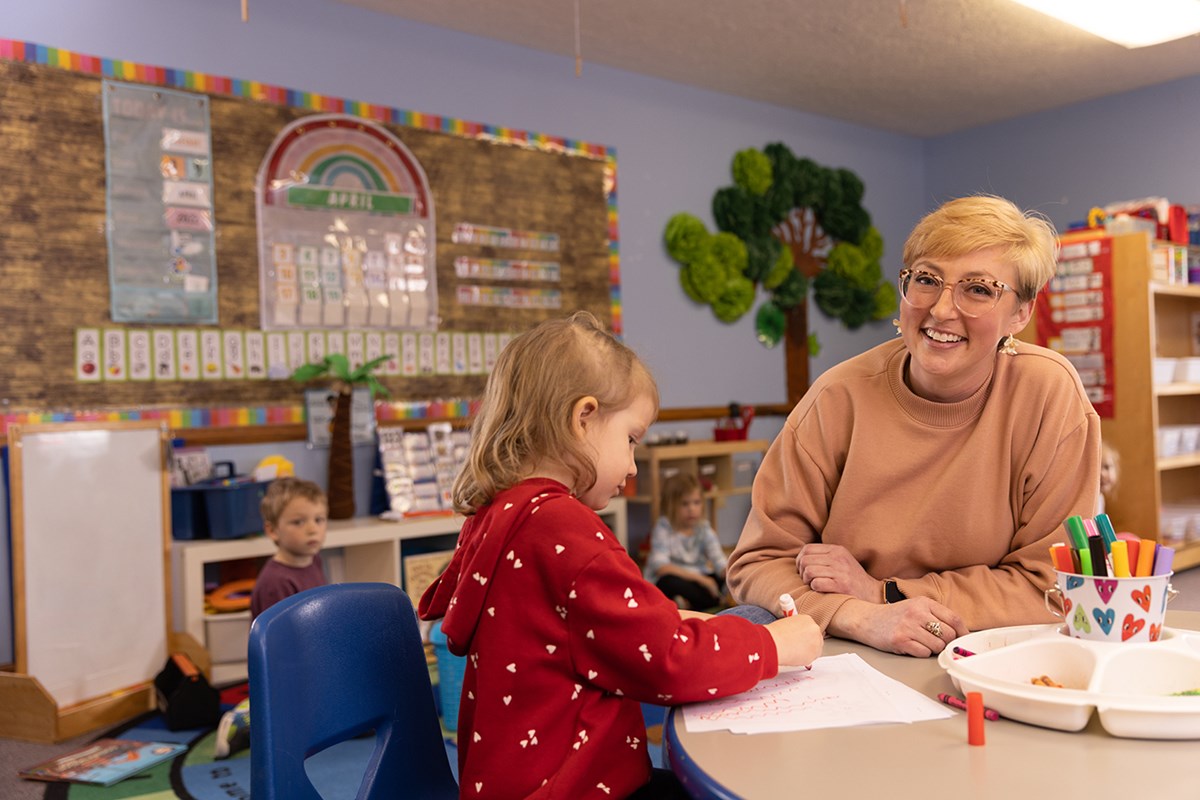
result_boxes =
[939,623,1200,738]
[172,500,627,683]
[1090,233,1200,569]
[628,440,768,534]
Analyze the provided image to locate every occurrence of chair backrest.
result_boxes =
[249,582,458,800]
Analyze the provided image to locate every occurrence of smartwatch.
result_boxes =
[884,579,906,604]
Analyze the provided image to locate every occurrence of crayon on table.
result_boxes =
[938,692,999,720]
[952,646,975,658]
[1110,540,1131,578]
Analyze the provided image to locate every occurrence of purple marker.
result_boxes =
[1154,545,1175,576]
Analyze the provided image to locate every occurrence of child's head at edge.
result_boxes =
[260,477,329,564]
[660,472,703,529]
[453,311,659,514]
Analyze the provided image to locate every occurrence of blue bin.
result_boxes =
[430,621,466,732]
[170,478,271,540]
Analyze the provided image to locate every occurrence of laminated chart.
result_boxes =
[103,81,218,324]
[256,114,437,331]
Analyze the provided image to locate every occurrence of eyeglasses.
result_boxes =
[897,268,1016,318]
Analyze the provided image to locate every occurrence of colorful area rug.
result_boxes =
[39,684,664,799]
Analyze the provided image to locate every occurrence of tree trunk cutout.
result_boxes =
[327,388,355,519]
[773,207,831,405]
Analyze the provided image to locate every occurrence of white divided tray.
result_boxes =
[938,624,1200,739]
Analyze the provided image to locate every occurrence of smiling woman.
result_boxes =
[727,195,1102,658]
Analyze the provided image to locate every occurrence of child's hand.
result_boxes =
[765,614,823,668]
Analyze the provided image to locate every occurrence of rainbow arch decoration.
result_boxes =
[256,114,437,331]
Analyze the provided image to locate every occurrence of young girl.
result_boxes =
[645,472,727,610]
[1098,440,1120,515]
[419,312,821,800]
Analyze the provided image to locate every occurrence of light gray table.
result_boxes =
[666,610,1200,800]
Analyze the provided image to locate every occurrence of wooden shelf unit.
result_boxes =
[628,439,769,533]
[1097,233,1200,570]
[172,500,626,683]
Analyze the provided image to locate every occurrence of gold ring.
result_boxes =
[924,620,943,638]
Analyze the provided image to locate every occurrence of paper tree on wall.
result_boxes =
[292,354,390,519]
[664,143,896,401]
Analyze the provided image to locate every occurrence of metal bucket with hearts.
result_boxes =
[1044,571,1178,643]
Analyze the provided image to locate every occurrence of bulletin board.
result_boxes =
[7,420,170,709]
[0,45,616,412]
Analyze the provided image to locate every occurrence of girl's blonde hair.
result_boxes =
[660,472,702,527]
[902,195,1059,303]
[453,311,659,514]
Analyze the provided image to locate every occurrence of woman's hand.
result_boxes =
[795,543,880,602]
[831,596,968,658]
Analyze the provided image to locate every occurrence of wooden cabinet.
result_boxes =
[172,500,627,683]
[629,440,768,533]
[1091,232,1200,569]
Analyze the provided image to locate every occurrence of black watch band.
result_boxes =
[884,580,906,604]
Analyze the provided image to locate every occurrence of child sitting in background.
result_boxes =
[419,311,821,800]
[215,477,329,759]
[249,477,329,619]
[1098,441,1120,515]
[645,472,728,610]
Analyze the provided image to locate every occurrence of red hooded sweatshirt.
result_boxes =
[419,478,778,800]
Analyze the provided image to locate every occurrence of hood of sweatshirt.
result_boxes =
[418,478,569,654]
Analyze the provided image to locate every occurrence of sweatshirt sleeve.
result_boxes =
[568,549,778,705]
[895,411,1101,629]
[726,411,853,631]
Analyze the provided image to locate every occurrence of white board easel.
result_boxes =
[1,420,172,742]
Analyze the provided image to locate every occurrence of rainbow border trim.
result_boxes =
[0,38,621,429]
[0,398,481,436]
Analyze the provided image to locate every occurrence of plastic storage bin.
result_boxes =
[170,462,271,540]
[431,621,467,732]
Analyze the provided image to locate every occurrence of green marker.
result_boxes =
[1095,513,1118,553]
[1063,515,1088,550]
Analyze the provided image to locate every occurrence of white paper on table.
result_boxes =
[682,653,953,734]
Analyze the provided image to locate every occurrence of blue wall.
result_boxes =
[5,0,1196,665]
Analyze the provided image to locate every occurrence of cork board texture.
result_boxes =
[0,57,613,409]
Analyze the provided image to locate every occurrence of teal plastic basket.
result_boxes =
[430,621,467,732]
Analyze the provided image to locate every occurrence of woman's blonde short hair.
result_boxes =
[452,311,659,514]
[660,472,702,526]
[902,195,1059,303]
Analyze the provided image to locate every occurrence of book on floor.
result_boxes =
[18,738,187,786]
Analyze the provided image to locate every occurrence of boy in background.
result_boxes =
[215,477,329,758]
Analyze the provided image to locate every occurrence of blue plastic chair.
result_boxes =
[249,582,458,799]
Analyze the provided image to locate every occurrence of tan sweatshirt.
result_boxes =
[728,339,1100,633]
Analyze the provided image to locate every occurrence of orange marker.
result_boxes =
[967,691,986,746]
[1135,537,1157,577]
[1049,543,1074,573]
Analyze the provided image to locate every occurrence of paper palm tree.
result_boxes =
[292,354,390,519]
